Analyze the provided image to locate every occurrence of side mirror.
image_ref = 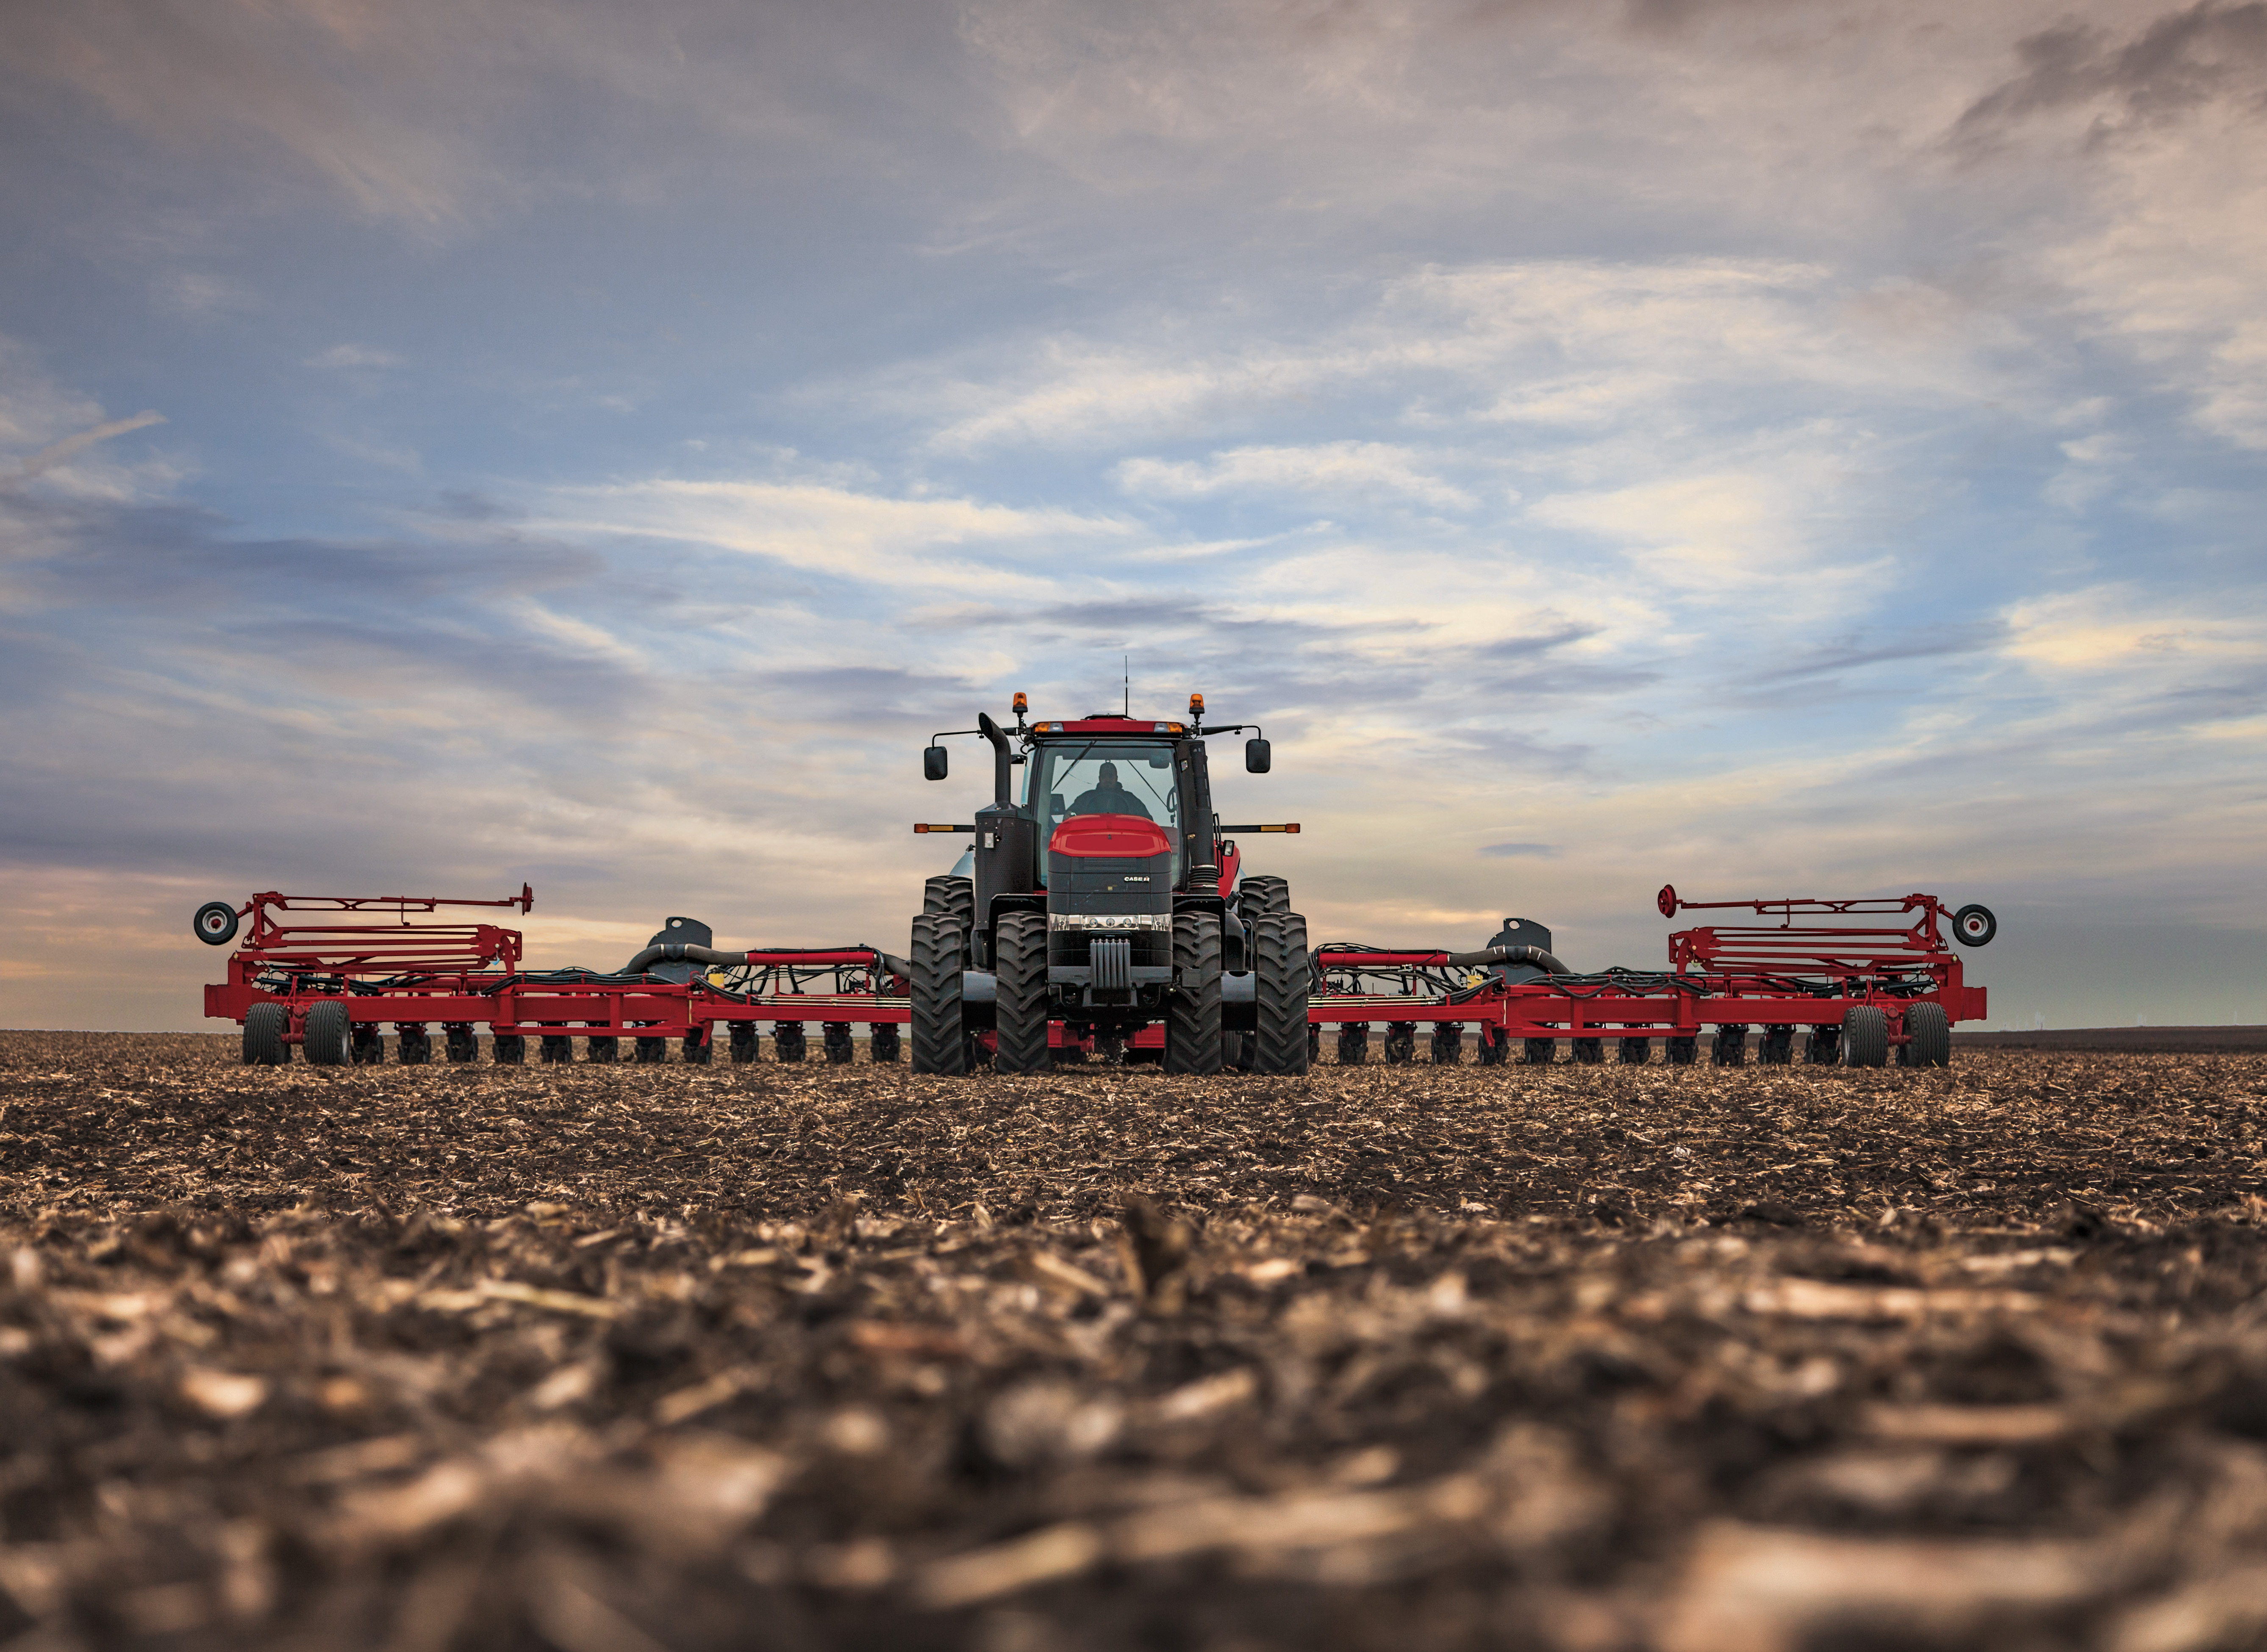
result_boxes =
[1245,737,1271,774]
[923,745,948,781]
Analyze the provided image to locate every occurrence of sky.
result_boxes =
[1,0,2262,1032]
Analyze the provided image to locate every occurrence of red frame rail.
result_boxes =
[201,882,1985,1062]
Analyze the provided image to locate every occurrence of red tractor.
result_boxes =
[910,693,1307,1076]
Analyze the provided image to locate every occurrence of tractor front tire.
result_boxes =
[993,911,1050,1075]
[1164,911,1224,1075]
[243,1003,287,1065]
[1253,912,1310,1075]
[911,913,968,1075]
[1842,1006,1889,1067]
[304,1001,351,1067]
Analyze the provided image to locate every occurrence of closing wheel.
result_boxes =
[1665,1036,1697,1066]
[1906,1002,1951,1067]
[444,1023,478,1062]
[824,1023,855,1065]
[586,1036,619,1064]
[1383,1022,1417,1065]
[1951,904,1998,948]
[1758,1026,1794,1065]
[494,1033,526,1064]
[774,1023,807,1064]
[993,910,1050,1074]
[1804,1026,1840,1065]
[1711,1026,1748,1066]
[194,901,241,947]
[397,1024,431,1065]
[1476,1026,1509,1067]
[1618,1037,1650,1065]
[683,1031,712,1065]
[910,913,968,1075]
[1523,1038,1556,1065]
[1164,910,1223,1075]
[1571,1037,1603,1065]
[351,1022,384,1064]
[1843,1006,1889,1067]
[1337,1023,1369,1066]
[871,1023,901,1064]
[243,1002,287,1065]
[541,1034,574,1064]
[1239,874,1290,917]
[1253,912,1310,1075]
[1431,1024,1464,1066]
[304,1000,351,1067]
[633,1036,666,1064]
[729,1023,759,1064]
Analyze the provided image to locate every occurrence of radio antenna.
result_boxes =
[1123,654,1129,717]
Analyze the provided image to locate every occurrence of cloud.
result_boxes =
[0,411,166,493]
[1116,442,1476,509]
[1956,3,2267,147]
[1480,842,1559,857]
[306,344,403,369]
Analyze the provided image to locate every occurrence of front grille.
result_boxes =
[1091,935,1132,992]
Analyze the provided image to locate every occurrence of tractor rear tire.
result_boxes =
[1906,1002,1951,1067]
[1254,912,1310,1075]
[924,876,975,932]
[1842,1006,1889,1067]
[911,913,968,1075]
[304,1001,351,1067]
[1618,1037,1650,1065]
[871,1023,901,1064]
[993,911,1050,1075]
[244,1003,287,1065]
[1337,1023,1369,1066]
[1240,875,1290,917]
[1164,911,1223,1075]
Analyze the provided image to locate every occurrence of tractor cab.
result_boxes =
[912,695,1306,1076]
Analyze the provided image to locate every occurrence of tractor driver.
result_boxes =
[1066,761,1154,821]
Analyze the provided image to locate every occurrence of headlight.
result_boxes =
[1048,912,1171,931]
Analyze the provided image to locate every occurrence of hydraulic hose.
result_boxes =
[614,942,914,978]
[1440,944,1571,973]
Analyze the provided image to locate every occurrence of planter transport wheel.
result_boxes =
[194,901,240,946]
[1842,1006,1889,1067]
[304,1001,352,1067]
[1906,1002,1951,1067]
[243,1002,287,1065]
[1951,904,1998,947]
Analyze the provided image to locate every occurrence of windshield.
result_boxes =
[1027,740,1181,883]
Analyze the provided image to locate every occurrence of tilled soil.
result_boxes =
[6,1031,2267,1652]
